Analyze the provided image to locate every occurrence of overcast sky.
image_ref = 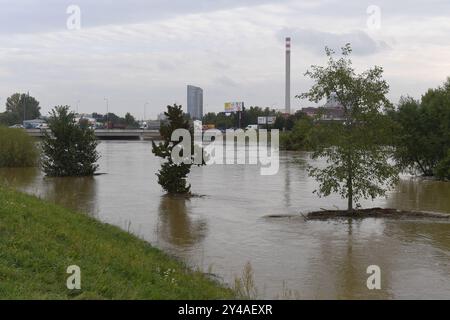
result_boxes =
[0,0,449,118]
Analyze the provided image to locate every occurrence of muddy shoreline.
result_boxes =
[265,208,450,220]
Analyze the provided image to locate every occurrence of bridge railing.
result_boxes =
[25,129,161,140]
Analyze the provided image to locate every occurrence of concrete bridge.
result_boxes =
[26,129,161,141]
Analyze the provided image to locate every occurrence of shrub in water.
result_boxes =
[0,126,38,167]
[41,106,99,177]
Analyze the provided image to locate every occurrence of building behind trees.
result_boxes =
[187,85,203,120]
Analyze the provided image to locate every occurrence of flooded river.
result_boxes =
[1,141,449,299]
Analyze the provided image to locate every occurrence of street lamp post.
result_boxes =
[23,92,28,123]
[23,96,26,123]
[22,91,31,125]
[144,101,149,121]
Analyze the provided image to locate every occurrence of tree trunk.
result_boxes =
[347,156,353,213]
[347,151,354,213]
[414,157,428,176]
[347,179,353,212]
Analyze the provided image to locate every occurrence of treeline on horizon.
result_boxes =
[0,93,140,129]
[1,76,449,181]
[202,78,450,182]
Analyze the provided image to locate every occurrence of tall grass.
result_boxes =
[0,187,235,299]
[233,262,258,299]
[0,126,38,167]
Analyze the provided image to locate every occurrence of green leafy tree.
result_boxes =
[203,112,235,129]
[279,117,314,150]
[41,106,99,177]
[273,115,285,130]
[124,112,138,128]
[299,44,399,212]
[203,107,281,129]
[6,93,41,123]
[0,112,19,126]
[152,104,203,194]
[435,149,450,180]
[391,79,450,178]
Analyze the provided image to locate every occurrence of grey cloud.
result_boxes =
[1,0,448,35]
[157,60,178,71]
[215,75,239,88]
[279,28,389,56]
[290,0,450,20]
[0,0,290,34]
[0,0,447,117]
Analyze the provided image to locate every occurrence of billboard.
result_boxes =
[257,116,276,125]
[225,102,244,113]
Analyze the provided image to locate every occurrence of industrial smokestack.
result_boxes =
[285,37,291,114]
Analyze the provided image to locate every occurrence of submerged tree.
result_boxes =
[390,79,450,179]
[152,104,203,194]
[41,106,99,177]
[298,44,399,212]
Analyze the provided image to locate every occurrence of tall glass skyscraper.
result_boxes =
[187,85,203,120]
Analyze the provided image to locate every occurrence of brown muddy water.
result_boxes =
[1,141,449,299]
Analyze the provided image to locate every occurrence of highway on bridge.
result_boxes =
[25,129,162,141]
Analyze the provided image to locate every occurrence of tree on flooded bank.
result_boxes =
[152,104,203,194]
[41,106,99,177]
[298,44,400,212]
[389,79,450,180]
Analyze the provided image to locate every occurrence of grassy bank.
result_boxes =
[0,127,38,167]
[0,187,234,299]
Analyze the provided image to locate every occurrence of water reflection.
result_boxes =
[387,178,450,214]
[157,195,207,248]
[389,219,450,253]
[39,176,98,215]
[1,142,450,299]
[0,167,39,188]
[0,167,98,216]
[332,220,393,300]
[303,219,394,299]
[283,155,291,208]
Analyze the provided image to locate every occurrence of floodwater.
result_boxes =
[1,141,450,299]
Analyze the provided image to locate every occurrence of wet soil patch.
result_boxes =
[307,208,450,220]
[265,208,450,220]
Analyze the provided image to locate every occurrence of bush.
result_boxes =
[279,118,314,151]
[152,104,204,194]
[0,126,38,167]
[41,106,99,177]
